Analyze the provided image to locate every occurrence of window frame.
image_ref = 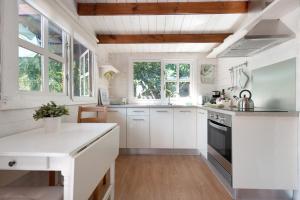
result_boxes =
[129,58,195,104]
[129,59,163,104]
[17,0,69,96]
[162,60,194,100]
[70,36,95,101]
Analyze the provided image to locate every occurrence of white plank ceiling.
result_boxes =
[75,0,247,53]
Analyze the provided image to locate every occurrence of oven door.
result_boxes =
[208,120,232,163]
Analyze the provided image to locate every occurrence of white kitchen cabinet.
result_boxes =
[127,114,150,148]
[173,108,197,149]
[197,109,208,159]
[107,108,127,148]
[232,114,298,190]
[150,108,173,148]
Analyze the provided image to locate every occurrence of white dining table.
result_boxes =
[0,123,120,200]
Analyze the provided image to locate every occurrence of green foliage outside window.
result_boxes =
[49,59,63,93]
[133,62,161,99]
[18,48,42,91]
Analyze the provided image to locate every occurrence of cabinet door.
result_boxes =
[150,108,173,148]
[197,109,208,158]
[127,116,149,148]
[107,108,127,148]
[174,108,197,149]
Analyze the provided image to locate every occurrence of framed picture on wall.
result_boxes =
[98,88,110,106]
[200,64,215,84]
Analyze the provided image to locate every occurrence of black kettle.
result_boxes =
[238,90,254,111]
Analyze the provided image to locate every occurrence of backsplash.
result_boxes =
[252,58,296,111]
[215,39,299,109]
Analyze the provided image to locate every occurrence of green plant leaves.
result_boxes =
[33,101,69,121]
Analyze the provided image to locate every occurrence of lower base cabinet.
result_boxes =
[197,109,208,158]
[150,108,173,148]
[127,115,150,148]
[173,108,197,149]
[107,108,127,148]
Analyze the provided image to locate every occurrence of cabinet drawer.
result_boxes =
[0,156,48,170]
[150,108,172,114]
[107,108,125,113]
[174,108,196,114]
[127,108,149,116]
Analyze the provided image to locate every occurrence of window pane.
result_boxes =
[179,82,190,97]
[18,47,42,91]
[179,64,190,81]
[73,39,92,97]
[166,82,176,97]
[133,62,161,99]
[165,64,177,81]
[84,76,89,96]
[49,58,63,93]
[48,21,63,56]
[18,0,42,46]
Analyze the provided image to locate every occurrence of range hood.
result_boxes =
[218,19,295,57]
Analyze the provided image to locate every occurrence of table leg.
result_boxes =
[61,170,73,200]
[110,161,115,200]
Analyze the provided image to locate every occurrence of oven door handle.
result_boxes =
[209,121,228,132]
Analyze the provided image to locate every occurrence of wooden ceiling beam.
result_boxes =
[78,2,248,15]
[97,34,231,44]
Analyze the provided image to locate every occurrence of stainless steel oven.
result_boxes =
[207,111,232,186]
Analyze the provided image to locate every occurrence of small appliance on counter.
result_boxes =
[238,89,254,111]
[209,91,221,104]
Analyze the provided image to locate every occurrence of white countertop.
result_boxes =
[108,104,298,116]
[0,123,118,157]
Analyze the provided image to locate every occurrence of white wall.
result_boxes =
[215,8,300,110]
[0,0,108,186]
[108,52,217,104]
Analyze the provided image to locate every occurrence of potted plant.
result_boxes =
[33,101,69,133]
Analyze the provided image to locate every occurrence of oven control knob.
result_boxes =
[220,119,225,124]
[8,160,16,167]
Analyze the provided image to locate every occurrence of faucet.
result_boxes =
[168,96,172,105]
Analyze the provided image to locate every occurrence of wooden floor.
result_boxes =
[115,155,232,200]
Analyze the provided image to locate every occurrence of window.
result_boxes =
[73,39,93,97]
[133,61,161,99]
[18,0,67,93]
[132,60,193,101]
[18,47,42,91]
[49,58,63,93]
[164,62,191,98]
[18,1,42,47]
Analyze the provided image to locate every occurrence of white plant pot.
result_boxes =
[44,117,61,133]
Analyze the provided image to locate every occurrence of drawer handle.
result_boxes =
[156,111,168,113]
[108,110,118,112]
[133,111,144,113]
[8,160,16,167]
[180,111,191,113]
[132,119,145,121]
